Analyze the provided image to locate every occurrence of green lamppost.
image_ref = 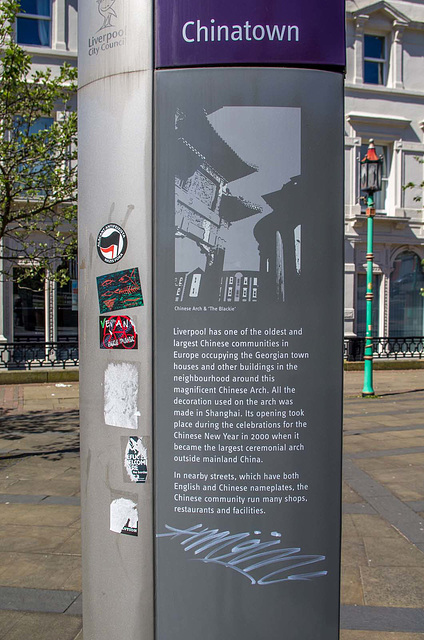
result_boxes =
[360,140,383,397]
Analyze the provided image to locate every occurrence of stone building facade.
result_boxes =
[344,0,424,338]
[0,0,78,343]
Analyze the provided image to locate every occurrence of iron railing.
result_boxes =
[0,340,79,369]
[0,337,422,367]
[345,336,424,361]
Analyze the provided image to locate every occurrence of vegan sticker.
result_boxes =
[97,223,127,264]
[99,315,138,349]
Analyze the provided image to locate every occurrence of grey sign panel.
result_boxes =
[154,68,343,640]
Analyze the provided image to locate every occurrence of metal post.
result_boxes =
[362,195,375,396]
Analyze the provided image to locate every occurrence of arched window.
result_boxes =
[389,251,424,337]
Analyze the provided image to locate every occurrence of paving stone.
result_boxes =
[0,504,80,528]
[342,481,363,504]
[408,501,424,512]
[345,433,424,455]
[343,460,392,499]
[361,567,424,608]
[3,478,80,497]
[42,496,80,506]
[363,535,424,568]
[356,456,423,472]
[366,496,424,546]
[383,481,424,502]
[61,568,82,592]
[343,503,376,515]
[341,604,424,634]
[0,586,80,613]
[64,593,82,616]
[0,612,82,640]
[0,611,24,638]
[0,525,76,554]
[0,552,81,591]
[0,495,46,504]
[341,631,424,639]
[341,537,368,566]
[340,566,364,606]
[350,514,405,539]
[0,465,61,483]
[53,530,81,556]
[342,514,359,538]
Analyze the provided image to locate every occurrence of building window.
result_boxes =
[389,251,424,337]
[14,116,54,194]
[16,0,51,47]
[356,273,380,337]
[364,35,385,85]
[56,259,78,338]
[13,269,45,340]
[360,143,389,212]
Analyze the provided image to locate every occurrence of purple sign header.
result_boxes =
[155,0,345,69]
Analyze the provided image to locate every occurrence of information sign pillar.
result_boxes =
[78,1,345,639]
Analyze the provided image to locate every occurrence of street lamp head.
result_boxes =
[360,139,383,194]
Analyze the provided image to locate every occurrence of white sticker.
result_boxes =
[110,497,138,536]
[104,362,139,429]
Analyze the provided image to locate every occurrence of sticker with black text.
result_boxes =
[110,495,138,537]
[124,436,148,483]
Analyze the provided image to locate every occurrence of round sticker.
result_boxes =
[97,223,128,264]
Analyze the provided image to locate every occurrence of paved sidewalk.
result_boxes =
[0,382,81,640]
[0,371,423,639]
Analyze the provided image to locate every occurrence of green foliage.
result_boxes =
[0,0,77,283]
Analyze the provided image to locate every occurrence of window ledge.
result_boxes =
[346,111,411,129]
[345,82,424,100]
[349,213,411,229]
[21,45,77,59]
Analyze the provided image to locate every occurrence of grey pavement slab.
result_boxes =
[342,503,376,514]
[340,605,424,633]
[41,496,80,506]
[0,587,80,614]
[64,594,82,616]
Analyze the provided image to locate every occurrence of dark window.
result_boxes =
[364,35,385,85]
[16,0,51,47]
[390,252,424,337]
[13,270,45,339]
[56,259,78,338]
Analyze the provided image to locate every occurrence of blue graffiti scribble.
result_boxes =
[157,524,328,585]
